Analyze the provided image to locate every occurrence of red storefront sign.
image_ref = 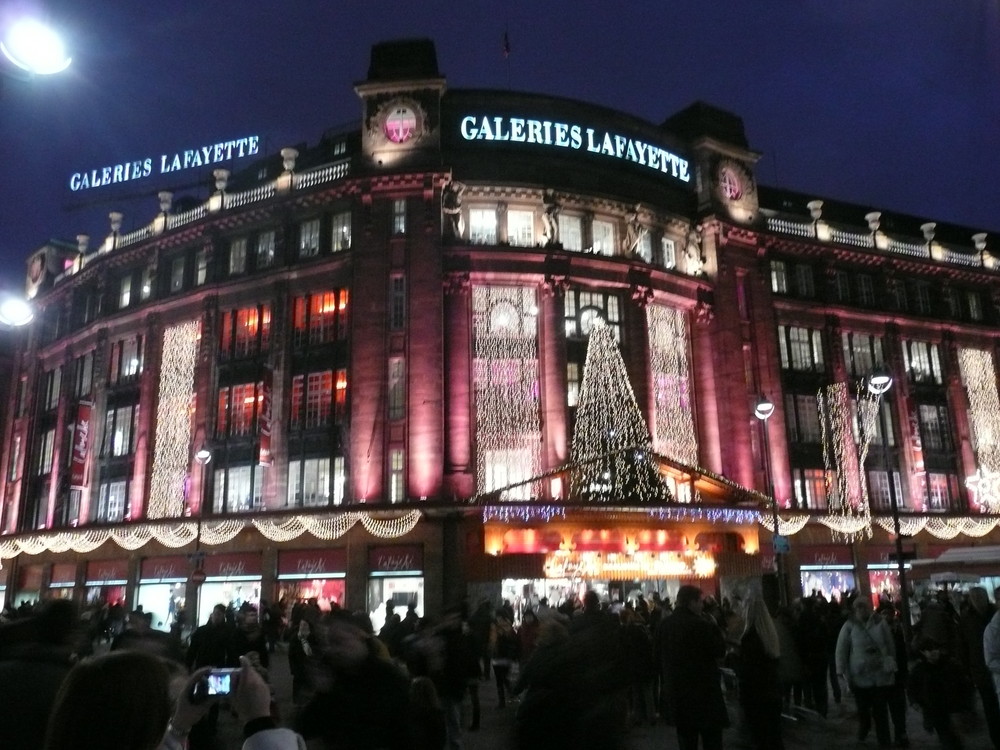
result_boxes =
[796,545,854,567]
[139,556,189,582]
[50,563,77,586]
[203,552,262,579]
[85,559,129,584]
[369,545,423,574]
[277,549,348,578]
[258,367,273,466]
[70,401,93,489]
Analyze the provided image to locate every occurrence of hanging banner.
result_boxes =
[258,367,273,466]
[369,544,423,574]
[70,401,93,489]
[277,549,348,579]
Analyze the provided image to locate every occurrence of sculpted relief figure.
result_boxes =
[623,204,648,259]
[684,227,704,275]
[542,189,561,247]
[442,179,466,239]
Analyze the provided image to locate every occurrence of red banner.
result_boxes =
[50,563,77,585]
[278,549,348,577]
[85,559,129,584]
[70,401,93,489]
[258,367,273,466]
[369,544,423,573]
[203,552,262,579]
[140,556,189,581]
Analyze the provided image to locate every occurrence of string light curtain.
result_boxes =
[148,320,200,518]
[647,304,698,465]
[958,347,1000,512]
[818,382,875,539]
[472,286,542,499]
[569,320,671,503]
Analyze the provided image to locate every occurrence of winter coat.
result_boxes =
[836,614,896,688]
[985,609,1000,701]
[658,607,729,729]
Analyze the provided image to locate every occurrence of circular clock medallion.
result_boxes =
[719,166,743,201]
[384,105,418,143]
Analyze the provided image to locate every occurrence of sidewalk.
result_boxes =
[219,647,991,749]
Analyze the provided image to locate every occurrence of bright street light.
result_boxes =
[1,18,71,76]
[0,295,33,327]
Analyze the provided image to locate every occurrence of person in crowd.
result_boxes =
[836,597,896,748]
[908,635,973,750]
[985,591,1000,722]
[620,607,656,727]
[233,607,270,669]
[112,609,181,662]
[0,599,81,750]
[512,617,572,749]
[959,587,1000,749]
[823,596,848,706]
[774,605,804,714]
[44,650,303,750]
[658,585,728,750]
[489,612,519,708]
[297,610,412,749]
[288,618,321,705]
[795,597,829,718]
[186,603,237,749]
[409,676,446,750]
[879,604,910,748]
[517,608,540,667]
[737,597,783,750]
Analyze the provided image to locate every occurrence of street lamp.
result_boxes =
[754,394,787,607]
[1,17,72,76]
[0,295,33,327]
[867,371,912,640]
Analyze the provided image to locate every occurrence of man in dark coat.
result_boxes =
[185,603,236,749]
[658,585,729,750]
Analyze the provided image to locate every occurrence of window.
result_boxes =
[15,376,27,418]
[912,282,932,315]
[469,209,497,245]
[636,231,653,262]
[785,394,821,443]
[559,215,583,251]
[918,404,952,452]
[388,359,405,421]
[392,199,406,235]
[335,369,348,422]
[216,382,259,437]
[833,271,851,303]
[288,458,331,507]
[856,275,875,307]
[256,230,275,268]
[927,473,959,511]
[290,372,333,429]
[777,325,824,372]
[661,237,676,269]
[869,400,896,447]
[140,267,154,301]
[567,362,580,407]
[389,276,406,331]
[889,278,907,311]
[507,210,534,247]
[102,404,138,457]
[96,480,127,523]
[109,336,143,385]
[119,276,132,309]
[902,340,943,385]
[42,367,62,410]
[221,306,271,359]
[292,292,346,348]
[841,332,884,379]
[36,429,55,476]
[791,468,827,509]
[592,219,615,255]
[170,256,185,293]
[195,248,209,286]
[770,261,788,294]
[212,464,263,513]
[229,238,248,275]
[389,449,405,504]
[7,434,20,481]
[299,218,320,258]
[868,470,905,511]
[331,211,351,251]
[968,291,984,321]
[794,265,815,297]
[564,290,621,340]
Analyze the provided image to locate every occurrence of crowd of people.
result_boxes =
[3,585,1000,749]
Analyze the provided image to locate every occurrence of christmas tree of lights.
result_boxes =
[569,320,672,503]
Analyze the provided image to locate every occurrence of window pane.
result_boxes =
[559,215,582,251]
[507,210,534,247]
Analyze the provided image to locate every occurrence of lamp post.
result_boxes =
[1,17,71,76]
[867,372,912,640]
[755,395,787,607]
[0,295,33,327]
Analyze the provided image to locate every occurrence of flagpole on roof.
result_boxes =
[502,28,511,89]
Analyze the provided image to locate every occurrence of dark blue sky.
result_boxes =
[1,2,998,290]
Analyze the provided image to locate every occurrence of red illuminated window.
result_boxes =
[221,306,271,359]
[335,369,347,422]
[216,382,260,437]
[290,371,333,429]
[293,291,348,348]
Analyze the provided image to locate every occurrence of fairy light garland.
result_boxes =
[647,305,698,465]
[472,286,542,498]
[958,348,1000,511]
[148,320,200,518]
[359,511,421,538]
[818,383,873,540]
[569,320,671,504]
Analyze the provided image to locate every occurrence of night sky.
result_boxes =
[1,2,998,292]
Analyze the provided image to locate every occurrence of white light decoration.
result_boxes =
[873,515,928,537]
[569,320,671,503]
[200,519,247,545]
[148,320,200,518]
[647,305,698,465]
[473,286,542,497]
[958,348,1000,511]
[359,511,421,538]
[818,383,874,539]
[759,514,810,536]
[543,550,716,580]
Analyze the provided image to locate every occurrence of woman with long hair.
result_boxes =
[738,596,784,750]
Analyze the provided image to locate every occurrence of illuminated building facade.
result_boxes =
[2,39,999,625]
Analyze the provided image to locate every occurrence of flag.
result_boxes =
[502,31,511,59]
